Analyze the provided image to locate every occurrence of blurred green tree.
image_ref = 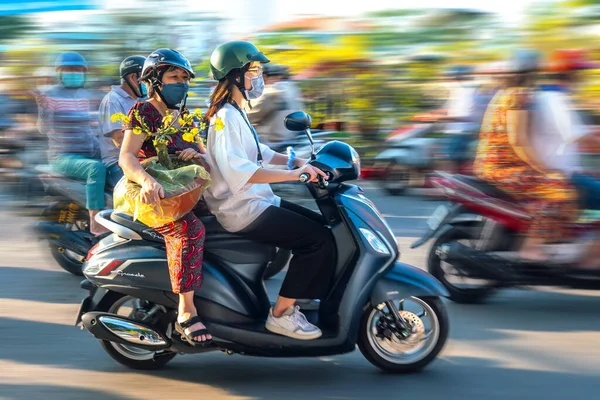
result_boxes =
[0,15,36,43]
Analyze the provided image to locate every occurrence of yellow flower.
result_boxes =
[178,117,188,126]
[132,127,143,135]
[111,113,127,123]
[182,132,195,143]
[214,117,225,132]
[189,127,199,136]
[162,113,174,126]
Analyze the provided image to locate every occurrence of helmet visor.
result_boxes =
[249,52,270,64]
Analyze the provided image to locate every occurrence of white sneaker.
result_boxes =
[265,306,322,340]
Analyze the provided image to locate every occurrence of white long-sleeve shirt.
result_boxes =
[531,90,588,174]
[204,103,280,232]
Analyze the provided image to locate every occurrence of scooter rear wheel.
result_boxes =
[357,296,448,373]
[99,294,176,370]
[49,243,85,276]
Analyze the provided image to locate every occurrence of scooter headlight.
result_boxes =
[359,228,390,255]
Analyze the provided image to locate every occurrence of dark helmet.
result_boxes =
[209,41,270,81]
[55,51,88,70]
[140,48,195,82]
[120,55,145,78]
[508,49,541,74]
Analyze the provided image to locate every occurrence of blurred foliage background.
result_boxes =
[0,0,598,141]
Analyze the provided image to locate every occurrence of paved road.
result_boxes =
[1,185,600,400]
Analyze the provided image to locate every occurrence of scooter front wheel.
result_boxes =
[357,296,448,373]
[428,226,498,304]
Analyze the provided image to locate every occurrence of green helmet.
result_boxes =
[209,41,270,81]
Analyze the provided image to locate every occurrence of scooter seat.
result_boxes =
[110,212,276,263]
[110,212,164,242]
[111,212,233,237]
[453,175,514,200]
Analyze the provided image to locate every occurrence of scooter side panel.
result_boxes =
[370,261,450,305]
[85,241,269,318]
[331,187,397,339]
[338,185,398,255]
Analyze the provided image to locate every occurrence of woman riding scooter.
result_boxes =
[473,49,580,263]
[119,49,212,346]
[204,41,335,340]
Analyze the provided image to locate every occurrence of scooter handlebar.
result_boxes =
[299,172,329,189]
[299,173,310,183]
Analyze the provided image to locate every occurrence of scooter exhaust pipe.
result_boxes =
[81,312,170,350]
[436,242,513,280]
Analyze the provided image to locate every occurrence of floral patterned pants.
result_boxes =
[154,213,205,294]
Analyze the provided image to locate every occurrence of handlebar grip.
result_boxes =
[299,173,310,183]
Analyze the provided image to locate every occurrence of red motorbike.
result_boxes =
[411,171,600,304]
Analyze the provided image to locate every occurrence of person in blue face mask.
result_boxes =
[119,49,215,346]
[98,55,146,188]
[36,51,108,235]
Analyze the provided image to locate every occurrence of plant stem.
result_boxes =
[156,142,174,170]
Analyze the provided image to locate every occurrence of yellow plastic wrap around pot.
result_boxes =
[113,157,211,228]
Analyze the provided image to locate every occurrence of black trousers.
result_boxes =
[240,200,335,299]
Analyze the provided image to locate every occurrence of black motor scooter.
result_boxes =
[76,112,450,373]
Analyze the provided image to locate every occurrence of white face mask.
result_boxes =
[245,74,265,100]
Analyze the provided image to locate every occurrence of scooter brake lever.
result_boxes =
[318,174,329,189]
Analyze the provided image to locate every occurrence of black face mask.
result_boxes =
[156,83,189,110]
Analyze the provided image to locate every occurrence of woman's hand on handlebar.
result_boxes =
[295,163,327,183]
[140,177,165,204]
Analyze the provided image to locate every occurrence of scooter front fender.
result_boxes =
[370,262,449,305]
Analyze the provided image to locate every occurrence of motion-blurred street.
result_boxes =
[1,186,599,400]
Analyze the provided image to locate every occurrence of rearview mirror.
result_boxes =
[284,111,312,132]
